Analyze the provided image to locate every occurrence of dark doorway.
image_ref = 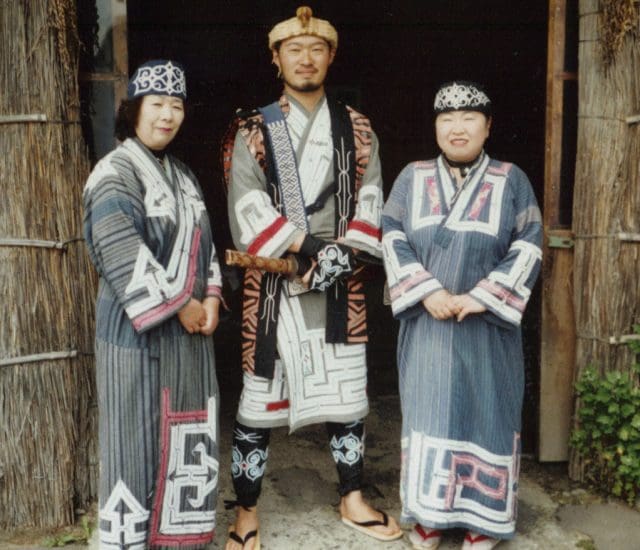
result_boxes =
[124,0,548,451]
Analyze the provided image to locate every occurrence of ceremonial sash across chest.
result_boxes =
[228,96,372,378]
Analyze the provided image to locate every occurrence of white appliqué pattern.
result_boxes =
[330,429,365,466]
[311,244,351,291]
[158,396,218,536]
[131,61,186,98]
[403,431,519,536]
[231,446,269,482]
[434,82,490,112]
[99,479,150,549]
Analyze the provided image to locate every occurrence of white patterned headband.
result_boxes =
[434,81,491,115]
[127,60,187,100]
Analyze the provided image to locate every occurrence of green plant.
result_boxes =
[570,324,640,505]
[42,516,93,547]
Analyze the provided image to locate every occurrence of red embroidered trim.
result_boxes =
[149,388,213,547]
[247,216,287,256]
[266,399,290,411]
[347,220,381,240]
[477,279,526,311]
[132,228,201,331]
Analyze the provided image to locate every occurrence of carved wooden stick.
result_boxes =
[225,249,298,274]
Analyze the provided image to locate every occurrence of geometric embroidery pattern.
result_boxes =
[241,269,262,373]
[149,389,218,547]
[346,276,367,343]
[404,431,519,536]
[263,117,308,232]
[274,296,368,430]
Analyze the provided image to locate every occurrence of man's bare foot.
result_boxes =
[339,490,402,540]
[225,506,259,550]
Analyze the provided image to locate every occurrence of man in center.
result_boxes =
[223,6,402,549]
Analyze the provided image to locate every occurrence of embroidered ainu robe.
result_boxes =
[381,154,542,539]
[226,94,383,431]
[83,138,221,549]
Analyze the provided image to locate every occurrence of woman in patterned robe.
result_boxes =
[382,82,542,549]
[83,60,222,549]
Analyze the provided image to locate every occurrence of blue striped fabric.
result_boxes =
[382,154,542,539]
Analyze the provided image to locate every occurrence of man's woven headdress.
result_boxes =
[268,6,338,50]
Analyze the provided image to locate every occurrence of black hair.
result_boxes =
[114,96,143,141]
[272,36,333,53]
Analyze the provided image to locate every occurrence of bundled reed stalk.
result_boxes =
[0,0,98,528]
[570,0,640,478]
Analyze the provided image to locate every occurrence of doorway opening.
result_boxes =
[80,0,550,452]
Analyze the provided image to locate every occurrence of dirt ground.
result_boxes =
[2,394,639,549]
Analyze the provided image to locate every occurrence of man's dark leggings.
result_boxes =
[230,418,365,507]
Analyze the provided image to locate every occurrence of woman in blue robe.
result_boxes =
[382,81,542,549]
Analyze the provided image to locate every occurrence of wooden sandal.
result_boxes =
[227,525,260,550]
[341,509,403,541]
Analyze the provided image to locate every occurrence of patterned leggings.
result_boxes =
[231,419,365,507]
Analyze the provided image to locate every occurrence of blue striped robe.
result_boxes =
[83,138,221,549]
[381,153,542,539]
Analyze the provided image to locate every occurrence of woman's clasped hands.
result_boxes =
[177,296,220,335]
[422,289,487,322]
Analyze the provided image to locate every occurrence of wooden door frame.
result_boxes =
[539,0,577,461]
[79,0,129,154]
[100,0,570,458]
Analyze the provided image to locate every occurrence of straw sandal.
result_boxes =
[407,524,442,549]
[341,509,404,541]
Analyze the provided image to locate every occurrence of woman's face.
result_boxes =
[435,110,491,163]
[135,94,185,150]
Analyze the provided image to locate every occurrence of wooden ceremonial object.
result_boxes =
[225,249,297,275]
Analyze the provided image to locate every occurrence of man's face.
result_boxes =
[272,35,335,93]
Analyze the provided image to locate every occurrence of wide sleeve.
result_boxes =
[341,132,384,257]
[381,163,445,320]
[469,166,543,327]
[83,158,192,333]
[227,131,301,257]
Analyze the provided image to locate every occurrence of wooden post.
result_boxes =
[539,0,577,461]
[570,0,640,478]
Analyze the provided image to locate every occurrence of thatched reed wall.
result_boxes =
[0,0,98,528]
[571,0,640,477]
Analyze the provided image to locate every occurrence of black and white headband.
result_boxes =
[127,59,187,100]
[434,81,491,116]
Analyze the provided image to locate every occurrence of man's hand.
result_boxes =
[422,289,459,320]
[200,296,221,335]
[307,242,354,291]
[177,298,206,334]
[450,294,487,322]
[296,235,356,291]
